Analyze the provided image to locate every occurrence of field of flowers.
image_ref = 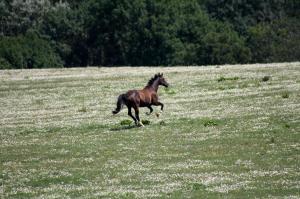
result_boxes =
[1,63,299,198]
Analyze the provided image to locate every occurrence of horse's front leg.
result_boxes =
[146,105,153,115]
[152,101,164,118]
[153,102,164,111]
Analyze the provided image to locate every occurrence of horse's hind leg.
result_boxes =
[128,107,137,125]
[133,107,144,127]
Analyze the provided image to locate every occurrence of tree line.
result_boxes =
[0,0,299,69]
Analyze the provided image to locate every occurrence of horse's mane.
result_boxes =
[146,73,162,87]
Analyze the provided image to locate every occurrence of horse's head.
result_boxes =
[157,73,169,88]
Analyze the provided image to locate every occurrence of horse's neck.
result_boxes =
[145,79,159,92]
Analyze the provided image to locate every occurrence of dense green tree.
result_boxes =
[200,22,251,65]
[0,57,12,69]
[38,1,88,66]
[204,0,300,34]
[0,31,63,68]
[83,0,250,66]
[247,17,300,63]
[0,0,53,36]
[0,0,299,69]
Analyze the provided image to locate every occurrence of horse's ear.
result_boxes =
[161,73,164,76]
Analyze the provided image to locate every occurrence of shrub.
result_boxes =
[164,87,176,95]
[281,92,289,99]
[217,76,226,82]
[217,76,239,82]
[120,119,132,126]
[141,120,150,125]
[192,183,206,191]
[262,76,271,82]
[202,118,220,127]
[78,106,87,112]
[159,121,166,126]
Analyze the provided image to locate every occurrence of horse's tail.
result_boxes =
[112,94,125,114]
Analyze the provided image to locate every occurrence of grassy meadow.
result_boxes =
[1,63,300,198]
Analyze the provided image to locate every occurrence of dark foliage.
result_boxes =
[0,31,63,69]
[0,0,299,69]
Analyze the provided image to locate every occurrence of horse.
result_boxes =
[112,73,169,127]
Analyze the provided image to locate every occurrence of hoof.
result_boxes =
[146,112,152,116]
[138,121,144,127]
[156,111,163,118]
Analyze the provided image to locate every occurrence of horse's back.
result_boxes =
[123,90,140,106]
[123,89,153,107]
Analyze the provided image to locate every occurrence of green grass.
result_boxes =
[1,63,300,198]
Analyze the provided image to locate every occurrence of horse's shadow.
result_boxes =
[109,125,138,131]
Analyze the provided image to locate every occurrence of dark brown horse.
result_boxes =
[112,73,169,126]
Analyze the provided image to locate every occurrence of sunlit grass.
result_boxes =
[1,62,300,198]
